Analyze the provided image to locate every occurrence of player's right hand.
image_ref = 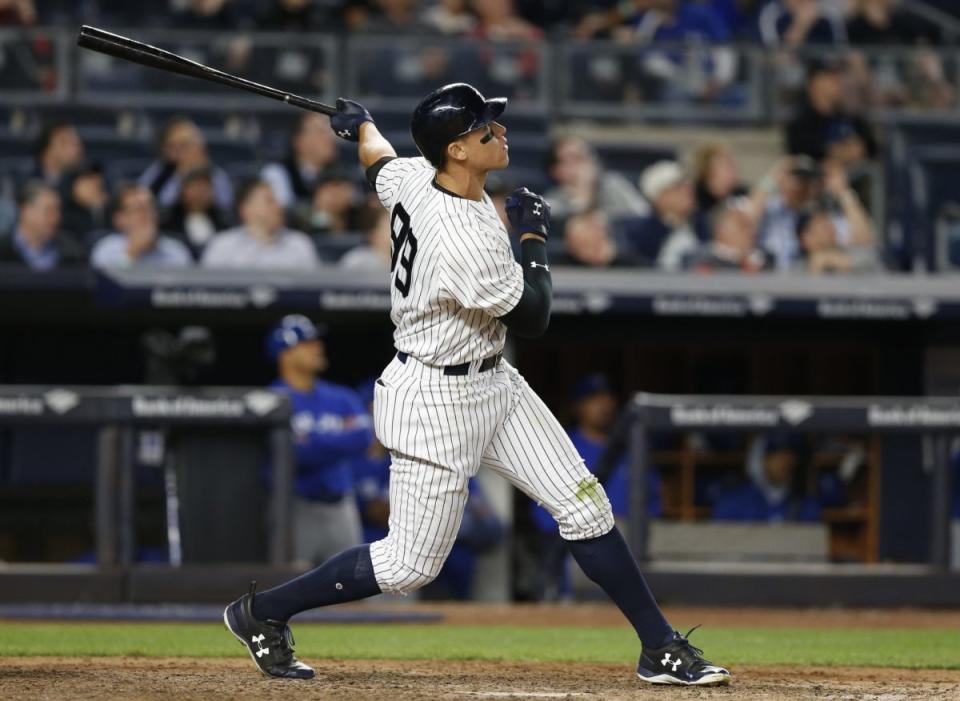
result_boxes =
[330,98,374,142]
[505,187,550,240]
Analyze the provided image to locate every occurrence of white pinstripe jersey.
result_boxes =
[374,157,524,366]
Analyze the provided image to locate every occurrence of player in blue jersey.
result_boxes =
[266,314,373,566]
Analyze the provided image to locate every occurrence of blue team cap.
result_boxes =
[571,373,612,402]
[266,314,326,362]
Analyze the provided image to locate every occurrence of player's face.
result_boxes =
[457,122,509,172]
[290,338,327,376]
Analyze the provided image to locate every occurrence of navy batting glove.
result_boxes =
[505,187,550,240]
[330,98,373,142]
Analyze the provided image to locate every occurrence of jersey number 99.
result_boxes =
[390,204,418,297]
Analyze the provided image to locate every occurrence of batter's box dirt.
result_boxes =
[2,658,959,701]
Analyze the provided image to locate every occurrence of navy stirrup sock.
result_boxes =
[567,526,674,648]
[252,545,382,622]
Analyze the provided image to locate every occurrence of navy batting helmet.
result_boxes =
[410,83,507,169]
[266,314,326,362]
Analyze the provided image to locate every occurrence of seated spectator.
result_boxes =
[759,0,846,48]
[693,142,748,214]
[470,0,542,41]
[170,0,249,30]
[60,163,109,244]
[261,112,339,211]
[687,199,769,273]
[32,122,84,189]
[423,0,475,34]
[754,156,824,270]
[0,0,36,25]
[795,205,878,274]
[294,171,367,236]
[543,135,648,221]
[846,0,941,45]
[782,162,876,273]
[202,180,318,269]
[0,182,84,270]
[786,59,877,168]
[139,117,234,212]
[621,160,701,269]
[562,210,620,267]
[361,0,433,33]
[160,167,231,258]
[339,208,391,273]
[90,186,192,269]
[258,0,340,31]
[714,433,820,522]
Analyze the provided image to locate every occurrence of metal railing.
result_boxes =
[4,28,960,123]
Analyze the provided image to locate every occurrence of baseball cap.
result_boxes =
[571,373,613,402]
[265,314,327,362]
[640,161,687,202]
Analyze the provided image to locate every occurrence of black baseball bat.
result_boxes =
[76,25,337,116]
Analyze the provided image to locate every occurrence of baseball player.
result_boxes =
[265,315,372,566]
[225,83,730,687]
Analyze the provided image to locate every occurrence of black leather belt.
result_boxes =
[396,350,502,376]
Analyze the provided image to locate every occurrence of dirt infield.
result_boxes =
[4,657,960,701]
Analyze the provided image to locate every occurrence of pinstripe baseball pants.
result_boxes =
[370,354,615,595]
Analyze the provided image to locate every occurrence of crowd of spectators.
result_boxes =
[3,0,956,44]
[0,78,883,275]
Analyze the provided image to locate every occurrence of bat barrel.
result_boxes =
[76,25,336,117]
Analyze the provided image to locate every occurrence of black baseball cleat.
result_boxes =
[636,626,731,686]
[223,581,315,679]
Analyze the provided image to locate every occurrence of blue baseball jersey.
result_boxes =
[353,452,391,542]
[272,378,373,502]
[531,428,662,533]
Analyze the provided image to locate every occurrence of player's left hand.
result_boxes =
[505,187,550,239]
[330,98,374,142]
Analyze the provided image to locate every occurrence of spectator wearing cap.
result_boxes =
[529,374,662,601]
[60,163,109,244]
[261,112,339,211]
[90,185,192,269]
[753,156,824,270]
[785,59,877,168]
[267,315,373,566]
[339,207,391,273]
[759,0,846,48]
[713,433,821,522]
[754,157,875,271]
[687,199,769,273]
[543,135,649,222]
[621,160,702,269]
[0,181,85,270]
[294,170,368,237]
[201,180,318,269]
[160,167,231,258]
[32,122,84,189]
[139,117,234,212]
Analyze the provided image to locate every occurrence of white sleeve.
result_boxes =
[437,213,524,317]
[374,157,433,211]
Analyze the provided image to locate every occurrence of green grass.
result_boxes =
[2,623,959,669]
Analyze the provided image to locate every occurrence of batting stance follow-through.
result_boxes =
[223,82,731,687]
